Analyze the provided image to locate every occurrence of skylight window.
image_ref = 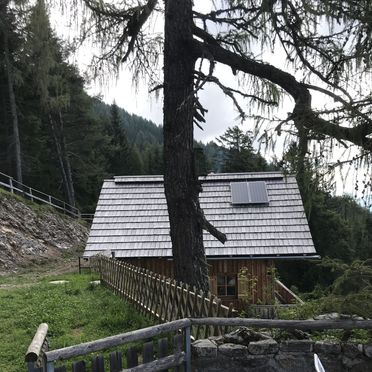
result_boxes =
[230,181,269,205]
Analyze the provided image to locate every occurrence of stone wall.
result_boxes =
[192,338,372,372]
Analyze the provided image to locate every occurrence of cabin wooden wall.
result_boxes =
[122,258,275,308]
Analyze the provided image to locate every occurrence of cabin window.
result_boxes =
[217,274,237,297]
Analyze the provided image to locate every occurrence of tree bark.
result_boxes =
[3,29,22,183]
[163,0,209,290]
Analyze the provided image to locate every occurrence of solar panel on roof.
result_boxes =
[231,181,269,204]
[230,182,250,204]
[249,181,269,203]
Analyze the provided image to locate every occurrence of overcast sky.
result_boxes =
[49,1,369,199]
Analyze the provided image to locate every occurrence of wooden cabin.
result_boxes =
[84,172,318,308]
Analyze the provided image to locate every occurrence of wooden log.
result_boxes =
[190,317,372,330]
[45,319,191,362]
[25,323,48,362]
[125,352,186,372]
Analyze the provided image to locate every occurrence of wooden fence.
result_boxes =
[91,256,235,338]
[0,171,87,219]
[26,317,372,372]
[26,319,192,372]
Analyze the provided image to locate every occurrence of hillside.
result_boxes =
[0,190,88,275]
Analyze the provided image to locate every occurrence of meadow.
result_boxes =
[0,272,150,372]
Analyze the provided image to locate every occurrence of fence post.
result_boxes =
[29,187,33,202]
[48,195,52,205]
[9,177,14,193]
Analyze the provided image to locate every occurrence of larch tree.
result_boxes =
[75,0,372,290]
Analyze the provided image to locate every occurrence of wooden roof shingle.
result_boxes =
[84,172,317,259]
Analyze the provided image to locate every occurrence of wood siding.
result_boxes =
[122,258,275,308]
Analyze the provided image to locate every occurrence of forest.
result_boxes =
[1,0,372,314]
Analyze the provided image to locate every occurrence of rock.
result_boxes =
[342,343,362,358]
[192,339,217,358]
[0,193,88,274]
[314,313,364,320]
[314,341,341,354]
[218,343,248,358]
[223,327,271,346]
[280,340,314,353]
[364,344,372,358]
[248,339,279,355]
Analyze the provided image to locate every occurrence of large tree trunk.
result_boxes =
[163,0,209,290]
[3,29,22,183]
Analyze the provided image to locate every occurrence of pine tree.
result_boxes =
[217,126,268,172]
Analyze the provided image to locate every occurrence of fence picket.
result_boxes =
[109,351,122,372]
[126,348,138,368]
[91,256,234,335]
[92,355,105,372]
[142,341,154,364]
[72,360,86,372]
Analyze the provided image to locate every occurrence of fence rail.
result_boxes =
[0,171,81,218]
[91,256,236,338]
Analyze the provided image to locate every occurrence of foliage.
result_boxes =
[0,273,151,372]
[217,126,272,172]
[279,259,372,322]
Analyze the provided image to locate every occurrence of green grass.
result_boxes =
[0,273,151,372]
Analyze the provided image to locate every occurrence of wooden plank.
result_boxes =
[125,353,185,372]
[149,274,160,320]
[204,294,215,338]
[173,334,183,372]
[72,360,86,372]
[190,317,372,330]
[158,276,168,323]
[55,367,67,372]
[169,280,178,321]
[158,338,169,372]
[92,355,105,372]
[45,319,191,362]
[142,342,154,364]
[25,323,49,362]
[126,347,138,368]
[110,351,122,372]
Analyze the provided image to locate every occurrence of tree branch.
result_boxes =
[191,27,372,152]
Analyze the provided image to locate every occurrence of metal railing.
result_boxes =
[0,171,80,218]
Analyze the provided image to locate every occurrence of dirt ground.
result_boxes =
[0,253,90,289]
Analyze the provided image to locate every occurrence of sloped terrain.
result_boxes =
[0,190,89,274]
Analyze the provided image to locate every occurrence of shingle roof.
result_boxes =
[84,172,317,259]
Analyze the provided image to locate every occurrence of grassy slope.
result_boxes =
[0,273,151,372]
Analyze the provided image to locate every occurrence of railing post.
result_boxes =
[29,187,33,202]
[9,177,14,193]
[184,325,191,372]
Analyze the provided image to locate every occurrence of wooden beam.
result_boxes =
[45,319,191,362]
[190,317,372,330]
